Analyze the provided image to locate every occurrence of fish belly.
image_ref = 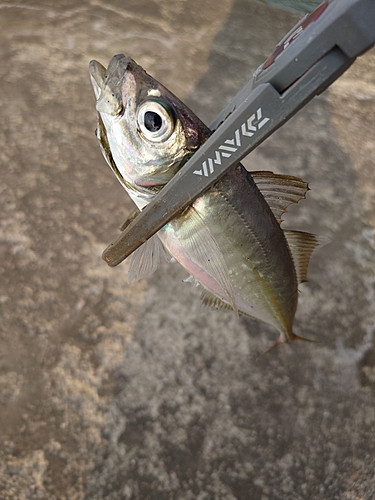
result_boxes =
[158,165,298,340]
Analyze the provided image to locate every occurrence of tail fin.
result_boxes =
[292,333,315,343]
[259,333,315,357]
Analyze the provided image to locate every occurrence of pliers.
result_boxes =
[101,0,375,268]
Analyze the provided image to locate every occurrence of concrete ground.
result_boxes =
[1,0,375,499]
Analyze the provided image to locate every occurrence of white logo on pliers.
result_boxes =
[193,107,270,176]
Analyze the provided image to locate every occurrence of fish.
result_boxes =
[89,54,326,348]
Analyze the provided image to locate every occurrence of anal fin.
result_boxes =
[201,290,259,321]
[201,290,234,311]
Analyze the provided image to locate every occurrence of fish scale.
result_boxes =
[162,165,298,334]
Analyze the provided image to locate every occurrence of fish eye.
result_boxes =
[137,100,174,142]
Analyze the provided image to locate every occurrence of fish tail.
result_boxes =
[291,333,315,343]
[260,332,315,357]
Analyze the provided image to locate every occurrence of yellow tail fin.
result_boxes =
[260,333,315,357]
[292,333,315,343]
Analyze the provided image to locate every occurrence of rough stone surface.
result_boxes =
[1,1,375,499]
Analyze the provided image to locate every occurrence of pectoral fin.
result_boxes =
[180,207,238,314]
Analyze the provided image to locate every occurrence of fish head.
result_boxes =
[89,54,210,194]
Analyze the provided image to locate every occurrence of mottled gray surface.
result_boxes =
[1,1,375,499]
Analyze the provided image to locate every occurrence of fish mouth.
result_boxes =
[89,54,132,116]
[89,59,106,99]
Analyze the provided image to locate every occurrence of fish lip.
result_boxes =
[91,54,132,116]
[89,60,106,99]
[105,53,131,76]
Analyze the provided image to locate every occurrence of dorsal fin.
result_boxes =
[251,171,309,224]
[284,230,329,284]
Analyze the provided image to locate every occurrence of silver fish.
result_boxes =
[89,54,325,348]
